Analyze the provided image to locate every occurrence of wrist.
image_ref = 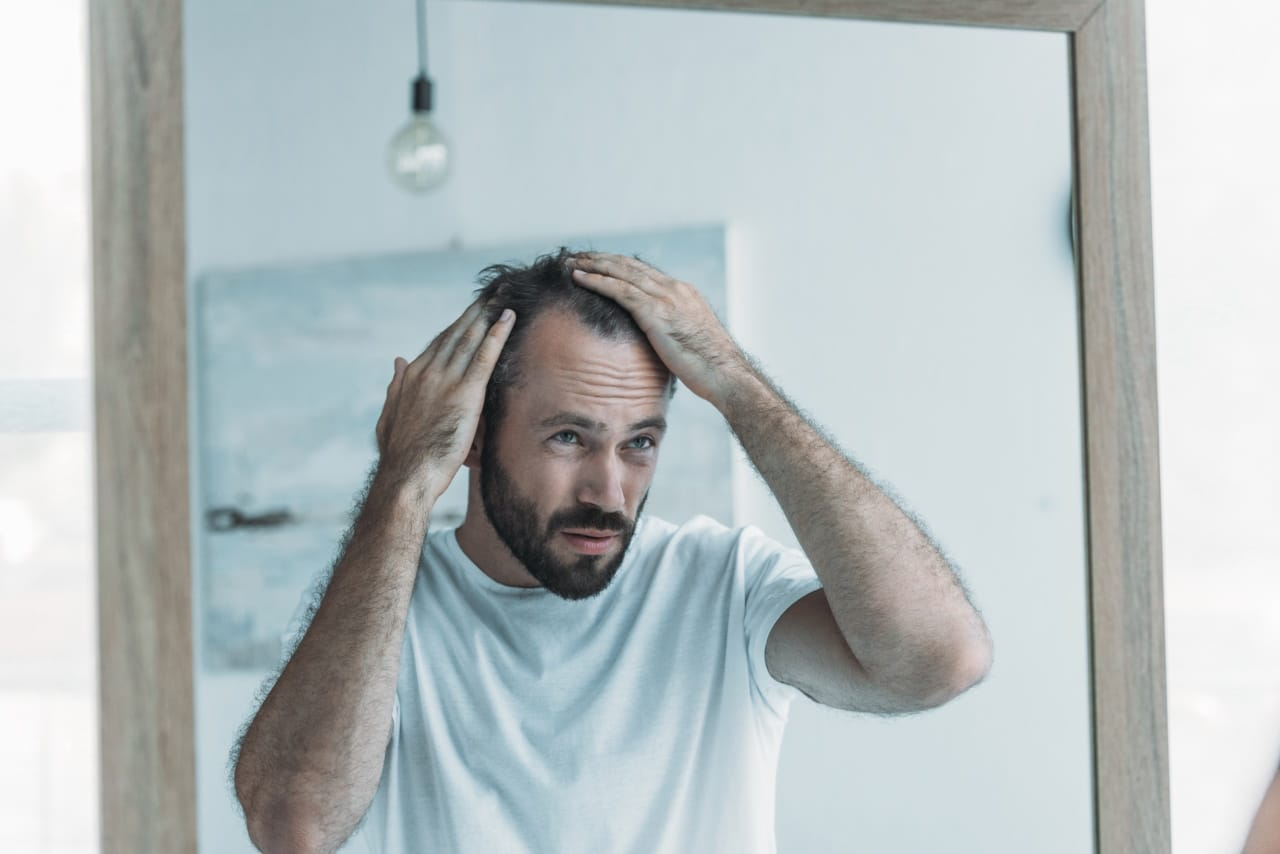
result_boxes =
[369,464,438,523]
[714,361,772,421]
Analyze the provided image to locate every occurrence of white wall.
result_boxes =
[187,2,1085,851]
[1147,4,1280,852]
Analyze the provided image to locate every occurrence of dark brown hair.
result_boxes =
[473,247,677,431]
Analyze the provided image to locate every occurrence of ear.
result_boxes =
[463,415,486,469]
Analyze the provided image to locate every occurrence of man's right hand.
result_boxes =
[374,296,515,504]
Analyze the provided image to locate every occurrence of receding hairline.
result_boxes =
[499,306,670,383]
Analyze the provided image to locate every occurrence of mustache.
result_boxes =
[547,505,630,534]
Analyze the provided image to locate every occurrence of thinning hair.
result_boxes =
[473,247,677,430]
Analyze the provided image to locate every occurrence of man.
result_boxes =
[1245,755,1280,853]
[232,249,994,853]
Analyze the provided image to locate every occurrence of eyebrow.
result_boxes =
[537,411,668,435]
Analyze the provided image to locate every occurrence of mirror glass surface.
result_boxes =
[186,1,1086,850]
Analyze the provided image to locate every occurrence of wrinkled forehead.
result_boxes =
[509,310,671,422]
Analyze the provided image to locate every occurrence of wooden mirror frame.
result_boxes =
[89,0,1166,850]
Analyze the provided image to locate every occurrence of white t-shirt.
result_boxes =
[286,513,822,853]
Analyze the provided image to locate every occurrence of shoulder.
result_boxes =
[413,526,473,587]
[634,513,736,552]
[633,513,786,567]
[424,525,458,551]
[418,526,458,568]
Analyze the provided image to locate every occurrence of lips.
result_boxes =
[561,529,620,538]
[560,529,620,555]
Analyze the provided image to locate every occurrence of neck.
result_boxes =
[454,468,542,589]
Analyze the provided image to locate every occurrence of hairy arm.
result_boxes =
[719,362,993,709]
[233,475,429,853]
[231,296,515,852]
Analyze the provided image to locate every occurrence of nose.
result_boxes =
[575,449,627,515]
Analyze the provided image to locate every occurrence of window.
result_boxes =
[0,4,98,852]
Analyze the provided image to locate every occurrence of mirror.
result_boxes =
[176,0,1092,851]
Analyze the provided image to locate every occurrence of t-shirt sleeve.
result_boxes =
[740,524,824,718]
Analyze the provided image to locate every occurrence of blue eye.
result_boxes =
[630,435,656,450]
[553,431,579,444]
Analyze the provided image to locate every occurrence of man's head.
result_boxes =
[474,248,677,430]
[466,249,676,600]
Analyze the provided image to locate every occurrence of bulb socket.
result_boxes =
[411,74,434,114]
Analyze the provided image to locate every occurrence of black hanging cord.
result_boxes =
[415,0,428,75]
[411,0,433,113]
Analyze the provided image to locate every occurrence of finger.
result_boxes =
[460,308,517,382]
[390,356,406,401]
[573,251,642,268]
[572,253,666,286]
[442,299,507,371]
[433,295,497,366]
[375,358,405,452]
[408,295,490,375]
[570,253,636,277]
[570,268,649,312]
[571,258,666,298]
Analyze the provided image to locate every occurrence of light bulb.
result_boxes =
[387,74,450,192]
[387,113,449,192]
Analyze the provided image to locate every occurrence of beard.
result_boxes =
[479,433,648,601]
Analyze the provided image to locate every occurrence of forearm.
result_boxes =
[235,469,431,853]
[717,363,992,703]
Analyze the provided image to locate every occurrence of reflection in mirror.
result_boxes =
[187,2,1082,851]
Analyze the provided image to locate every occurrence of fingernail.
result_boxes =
[500,308,514,322]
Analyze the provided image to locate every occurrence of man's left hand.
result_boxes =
[567,252,753,408]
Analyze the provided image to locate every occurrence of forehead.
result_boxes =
[506,310,670,425]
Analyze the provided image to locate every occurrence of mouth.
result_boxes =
[560,529,620,555]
